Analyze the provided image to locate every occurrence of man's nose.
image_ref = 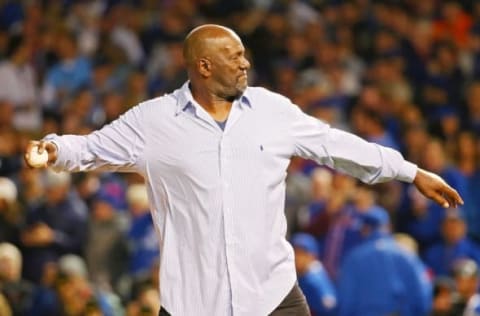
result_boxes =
[241,57,251,70]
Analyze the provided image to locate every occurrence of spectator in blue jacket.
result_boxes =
[291,232,336,316]
[423,208,480,277]
[338,208,432,316]
[126,184,159,276]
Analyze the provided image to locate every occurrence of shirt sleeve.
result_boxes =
[44,104,146,174]
[289,104,417,184]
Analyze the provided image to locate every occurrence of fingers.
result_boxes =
[428,190,451,209]
[429,184,464,209]
[24,141,40,168]
[441,184,464,208]
[24,140,51,168]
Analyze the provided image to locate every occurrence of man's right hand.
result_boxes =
[24,140,58,168]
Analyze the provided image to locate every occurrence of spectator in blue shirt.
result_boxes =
[423,208,480,277]
[291,233,336,316]
[41,31,92,112]
[338,208,432,316]
[126,184,159,276]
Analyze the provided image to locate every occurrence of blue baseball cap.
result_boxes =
[359,207,390,228]
[291,233,319,258]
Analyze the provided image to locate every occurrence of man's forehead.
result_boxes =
[183,24,244,62]
[211,36,244,52]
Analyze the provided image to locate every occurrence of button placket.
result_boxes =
[219,135,238,313]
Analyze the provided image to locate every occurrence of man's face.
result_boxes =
[455,275,479,299]
[294,248,313,274]
[207,35,250,98]
[442,219,466,245]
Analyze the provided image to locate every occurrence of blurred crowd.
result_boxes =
[0,0,480,315]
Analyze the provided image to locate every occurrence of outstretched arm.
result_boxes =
[288,102,463,208]
[24,105,146,174]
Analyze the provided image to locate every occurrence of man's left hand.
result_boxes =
[413,168,464,208]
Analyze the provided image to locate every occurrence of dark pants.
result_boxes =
[159,283,310,316]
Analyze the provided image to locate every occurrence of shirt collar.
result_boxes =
[175,81,253,115]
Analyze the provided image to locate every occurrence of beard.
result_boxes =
[220,78,247,101]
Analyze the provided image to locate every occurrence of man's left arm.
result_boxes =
[289,104,463,208]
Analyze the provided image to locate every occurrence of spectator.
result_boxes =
[338,208,432,316]
[41,31,92,112]
[21,170,88,283]
[431,277,456,316]
[85,189,129,293]
[0,242,34,316]
[106,3,145,67]
[423,208,480,277]
[465,81,480,134]
[401,138,468,249]
[0,177,21,244]
[126,284,160,316]
[433,1,473,49]
[451,259,480,315]
[57,254,121,316]
[351,106,400,150]
[322,181,383,279]
[284,158,312,237]
[453,131,480,241]
[0,101,23,176]
[0,35,40,131]
[300,167,333,229]
[291,233,336,316]
[32,254,119,316]
[126,184,159,277]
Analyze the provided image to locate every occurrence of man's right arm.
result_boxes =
[25,105,146,174]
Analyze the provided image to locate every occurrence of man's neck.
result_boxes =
[190,85,233,122]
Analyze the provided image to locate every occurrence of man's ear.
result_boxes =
[198,58,211,77]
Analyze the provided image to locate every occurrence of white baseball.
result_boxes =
[28,145,49,167]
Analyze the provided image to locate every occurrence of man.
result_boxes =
[0,242,34,315]
[424,208,480,277]
[0,35,40,131]
[25,24,463,316]
[337,208,432,316]
[20,170,88,283]
[451,259,480,316]
[126,184,160,276]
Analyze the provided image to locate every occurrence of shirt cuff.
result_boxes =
[396,160,418,183]
[42,133,63,170]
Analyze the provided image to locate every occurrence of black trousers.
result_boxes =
[158,283,310,316]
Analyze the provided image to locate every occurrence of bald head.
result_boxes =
[183,24,250,100]
[183,24,241,67]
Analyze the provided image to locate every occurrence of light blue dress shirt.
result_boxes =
[45,82,417,316]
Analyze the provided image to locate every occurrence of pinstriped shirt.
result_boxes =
[45,82,417,316]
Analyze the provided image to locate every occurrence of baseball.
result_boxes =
[28,145,49,167]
